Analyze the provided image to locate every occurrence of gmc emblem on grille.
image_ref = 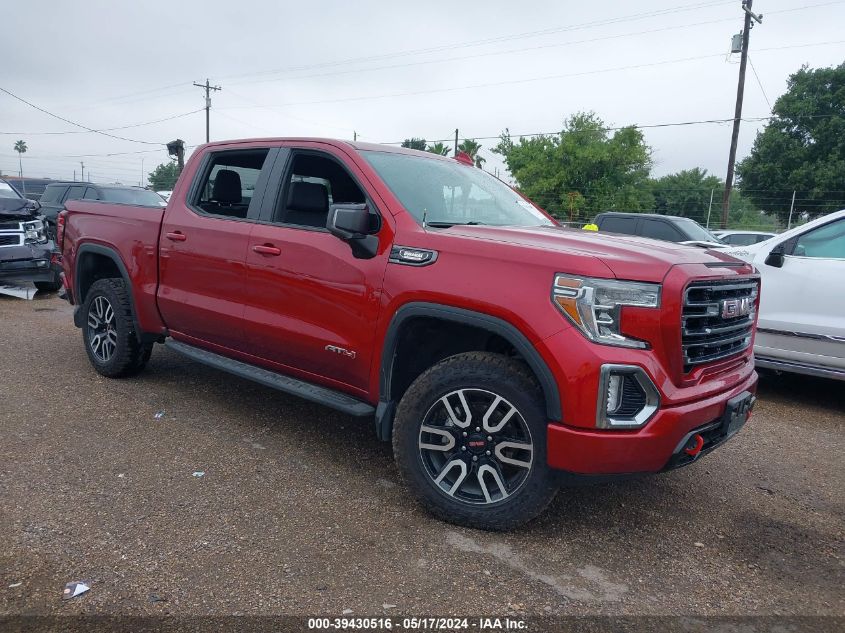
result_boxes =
[721,297,752,319]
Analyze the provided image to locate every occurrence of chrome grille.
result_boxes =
[682,280,758,371]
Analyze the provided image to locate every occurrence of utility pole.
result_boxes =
[80,161,85,182]
[706,188,714,228]
[721,0,762,229]
[194,79,222,143]
[454,129,459,156]
[787,190,796,229]
[353,131,357,141]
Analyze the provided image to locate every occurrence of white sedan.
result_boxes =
[723,209,845,381]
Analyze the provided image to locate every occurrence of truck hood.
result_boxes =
[439,224,742,282]
[0,197,38,220]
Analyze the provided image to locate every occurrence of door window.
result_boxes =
[793,219,845,259]
[40,186,66,204]
[83,187,100,200]
[640,219,684,242]
[64,185,87,202]
[599,216,638,235]
[191,149,270,219]
[273,152,366,229]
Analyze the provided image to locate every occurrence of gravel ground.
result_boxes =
[1,293,843,619]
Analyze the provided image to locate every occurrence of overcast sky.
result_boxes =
[2,0,843,186]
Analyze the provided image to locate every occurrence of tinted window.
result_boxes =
[599,216,638,235]
[64,185,87,201]
[40,185,67,204]
[100,188,165,206]
[793,219,845,259]
[192,149,270,219]
[84,187,100,200]
[640,218,683,242]
[275,152,366,228]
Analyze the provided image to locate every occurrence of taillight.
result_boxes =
[57,211,66,251]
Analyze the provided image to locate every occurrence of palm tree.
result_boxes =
[14,140,27,195]
[457,139,486,168]
[426,142,450,156]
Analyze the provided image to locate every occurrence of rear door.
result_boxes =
[157,146,279,351]
[241,145,393,392]
[756,217,845,371]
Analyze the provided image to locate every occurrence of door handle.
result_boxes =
[253,244,282,256]
[165,231,187,242]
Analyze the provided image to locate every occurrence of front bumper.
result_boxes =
[0,257,57,283]
[546,368,757,474]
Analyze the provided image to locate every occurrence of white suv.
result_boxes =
[724,209,845,381]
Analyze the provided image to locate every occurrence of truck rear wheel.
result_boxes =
[393,352,558,531]
[81,278,152,377]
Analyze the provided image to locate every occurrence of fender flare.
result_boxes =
[72,243,143,342]
[375,302,562,440]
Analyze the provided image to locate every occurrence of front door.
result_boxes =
[242,147,393,393]
[157,146,277,351]
[756,217,845,370]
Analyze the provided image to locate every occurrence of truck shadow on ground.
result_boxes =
[134,348,702,534]
[756,369,844,414]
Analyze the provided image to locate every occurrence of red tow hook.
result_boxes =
[684,434,705,457]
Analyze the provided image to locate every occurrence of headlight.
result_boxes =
[23,219,46,244]
[552,274,660,348]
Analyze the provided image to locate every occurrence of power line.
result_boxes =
[225,1,844,89]
[220,40,845,111]
[0,108,204,136]
[747,56,773,112]
[0,86,165,146]
[216,0,735,83]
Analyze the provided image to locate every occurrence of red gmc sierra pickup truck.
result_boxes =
[59,138,759,530]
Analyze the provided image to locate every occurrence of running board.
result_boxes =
[165,340,375,417]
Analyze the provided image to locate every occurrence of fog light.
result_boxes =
[606,374,623,414]
[596,365,660,429]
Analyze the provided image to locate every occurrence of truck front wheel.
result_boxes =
[81,278,152,377]
[393,352,558,531]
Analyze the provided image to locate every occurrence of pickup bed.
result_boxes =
[60,138,760,530]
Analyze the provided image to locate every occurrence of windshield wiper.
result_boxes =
[425,220,486,228]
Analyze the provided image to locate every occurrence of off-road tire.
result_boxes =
[81,278,152,377]
[393,351,558,531]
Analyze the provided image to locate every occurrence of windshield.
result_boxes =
[0,182,22,199]
[677,217,722,243]
[101,188,167,207]
[361,151,553,227]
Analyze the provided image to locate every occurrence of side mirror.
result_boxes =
[764,244,785,268]
[327,203,370,240]
[327,203,379,259]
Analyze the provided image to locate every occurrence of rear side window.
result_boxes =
[40,185,66,204]
[640,219,683,242]
[100,188,165,207]
[84,187,100,200]
[192,149,270,219]
[64,185,87,202]
[599,216,638,235]
[723,233,758,246]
